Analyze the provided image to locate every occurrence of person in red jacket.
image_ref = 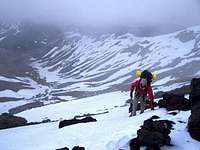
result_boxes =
[129,77,154,117]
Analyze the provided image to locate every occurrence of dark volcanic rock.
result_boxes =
[158,93,190,111]
[129,138,141,150]
[188,78,200,141]
[0,113,27,130]
[59,116,97,128]
[188,102,200,141]
[56,147,69,150]
[130,117,174,150]
[9,101,44,114]
[72,146,85,150]
[189,78,200,106]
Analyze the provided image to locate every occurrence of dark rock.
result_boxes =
[150,115,160,120]
[158,93,190,111]
[0,113,27,130]
[42,118,51,123]
[168,112,178,116]
[178,120,186,124]
[129,138,140,150]
[59,116,97,128]
[142,119,174,138]
[189,78,200,106]
[9,101,44,114]
[72,146,85,150]
[146,145,161,150]
[188,78,200,141]
[130,117,174,150]
[188,101,200,141]
[56,147,69,150]
[154,85,190,99]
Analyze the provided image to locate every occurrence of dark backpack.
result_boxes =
[140,70,153,84]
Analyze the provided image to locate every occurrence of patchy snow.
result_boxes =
[0,25,200,150]
[42,46,59,58]
[153,76,175,86]
[0,90,23,99]
[154,82,189,93]
[0,100,29,114]
[0,36,6,41]
[29,25,200,96]
[0,76,49,100]
[32,61,61,82]
[41,41,47,45]
[195,70,200,76]
[0,91,199,150]
[56,96,76,101]
[16,77,49,99]
[0,76,21,83]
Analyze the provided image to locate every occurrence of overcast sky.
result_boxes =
[0,0,200,28]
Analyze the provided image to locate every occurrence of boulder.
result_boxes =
[158,93,190,111]
[72,146,85,150]
[129,138,141,150]
[56,147,69,150]
[0,113,27,130]
[130,116,174,150]
[59,116,97,128]
[188,106,200,141]
[188,79,200,141]
[189,78,200,106]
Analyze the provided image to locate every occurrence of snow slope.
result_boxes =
[0,23,200,150]
[0,75,49,100]
[0,91,200,150]
[0,24,200,102]
[32,26,200,99]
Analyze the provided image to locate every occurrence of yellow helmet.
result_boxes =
[152,73,157,80]
[135,69,157,80]
[135,69,142,77]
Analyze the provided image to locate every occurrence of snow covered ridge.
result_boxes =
[0,76,49,98]
[0,91,200,150]
[32,25,200,99]
[0,25,200,102]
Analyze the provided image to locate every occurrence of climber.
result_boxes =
[129,70,156,117]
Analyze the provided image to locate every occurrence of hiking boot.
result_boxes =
[129,114,136,117]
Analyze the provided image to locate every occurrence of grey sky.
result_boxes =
[0,0,200,27]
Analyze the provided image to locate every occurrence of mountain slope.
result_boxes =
[0,92,200,150]
[0,23,63,102]
[32,26,200,100]
[0,24,200,103]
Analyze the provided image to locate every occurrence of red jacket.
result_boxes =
[130,79,154,108]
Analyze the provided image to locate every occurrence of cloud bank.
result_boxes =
[0,0,200,28]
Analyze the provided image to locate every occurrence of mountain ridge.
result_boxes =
[0,23,200,102]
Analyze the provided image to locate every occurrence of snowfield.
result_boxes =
[0,25,200,102]
[30,25,200,100]
[0,24,200,150]
[0,92,200,150]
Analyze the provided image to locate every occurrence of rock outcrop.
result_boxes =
[188,78,200,141]
[130,116,174,150]
[158,93,190,111]
[0,113,27,130]
[59,116,97,129]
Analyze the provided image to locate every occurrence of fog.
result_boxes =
[1,0,200,28]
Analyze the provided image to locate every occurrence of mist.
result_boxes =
[1,0,200,28]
